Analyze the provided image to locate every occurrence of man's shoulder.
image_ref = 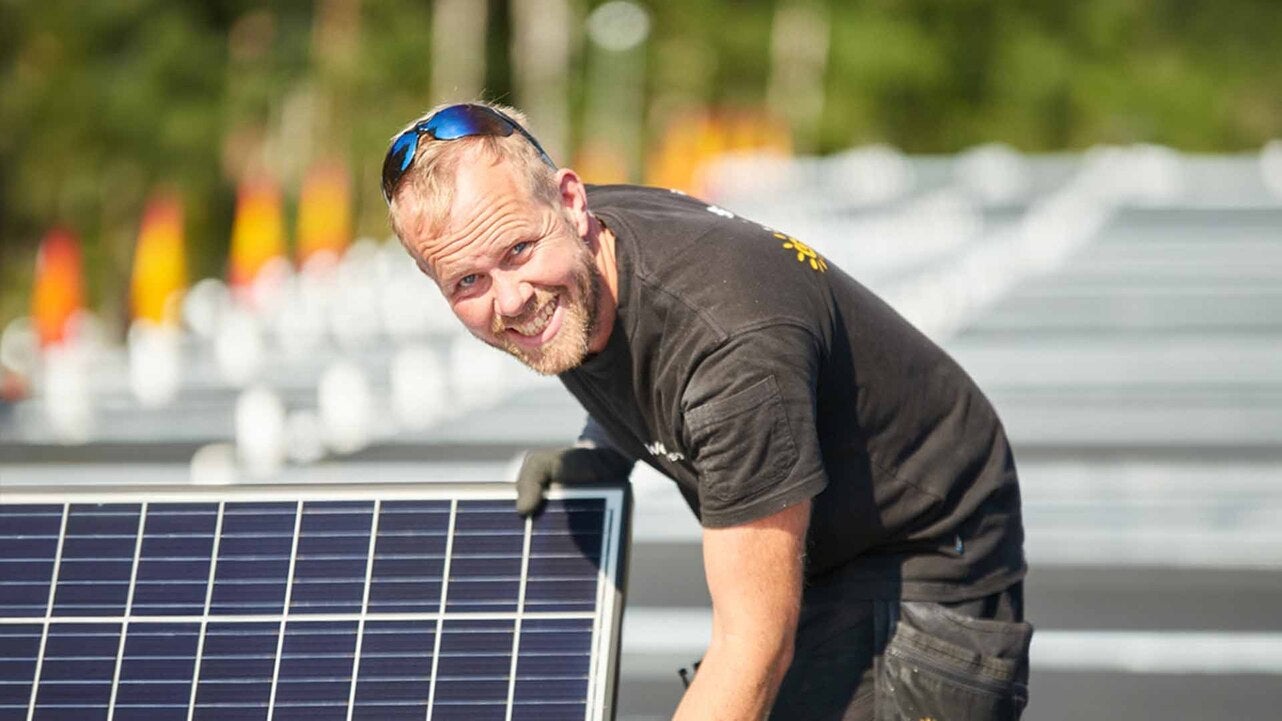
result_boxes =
[587,184,726,242]
[586,183,708,210]
[593,186,833,347]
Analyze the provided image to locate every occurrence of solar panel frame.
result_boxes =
[0,482,630,721]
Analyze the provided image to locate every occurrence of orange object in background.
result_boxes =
[296,161,352,263]
[31,227,85,348]
[130,193,188,325]
[228,175,287,291]
[645,107,792,196]
[572,140,631,186]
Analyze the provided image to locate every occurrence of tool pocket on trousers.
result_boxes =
[876,601,1032,720]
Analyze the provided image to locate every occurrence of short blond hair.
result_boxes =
[386,102,559,257]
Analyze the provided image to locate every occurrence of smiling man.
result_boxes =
[384,102,1033,720]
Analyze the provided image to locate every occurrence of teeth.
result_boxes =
[513,298,556,336]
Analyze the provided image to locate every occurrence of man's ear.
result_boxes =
[556,168,592,238]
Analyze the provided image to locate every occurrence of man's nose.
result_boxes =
[493,273,534,318]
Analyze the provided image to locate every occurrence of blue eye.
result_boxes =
[511,241,531,255]
[457,274,479,289]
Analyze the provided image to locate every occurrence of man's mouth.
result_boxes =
[509,296,559,337]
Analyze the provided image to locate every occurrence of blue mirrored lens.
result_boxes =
[424,105,513,141]
[390,131,420,173]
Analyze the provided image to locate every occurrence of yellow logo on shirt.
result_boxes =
[776,232,828,272]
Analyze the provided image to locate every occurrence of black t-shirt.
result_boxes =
[560,185,1026,602]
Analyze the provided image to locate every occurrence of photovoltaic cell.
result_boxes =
[0,625,41,721]
[0,484,626,721]
[54,506,140,617]
[210,502,296,616]
[0,505,60,619]
[273,621,359,721]
[350,620,435,721]
[512,618,594,720]
[131,504,217,616]
[526,501,606,613]
[432,618,515,721]
[289,502,373,615]
[35,623,120,720]
[446,501,525,614]
[195,620,278,717]
[111,622,200,720]
[367,501,449,614]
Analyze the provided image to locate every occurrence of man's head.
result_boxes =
[384,102,615,375]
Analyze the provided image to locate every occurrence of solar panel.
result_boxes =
[0,483,629,721]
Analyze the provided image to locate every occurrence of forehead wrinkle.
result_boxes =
[419,149,544,284]
[433,199,534,282]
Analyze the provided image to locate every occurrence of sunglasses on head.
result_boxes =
[381,103,556,203]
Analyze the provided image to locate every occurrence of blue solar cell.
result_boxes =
[443,579,522,612]
[435,701,508,721]
[513,702,591,720]
[210,503,297,615]
[350,620,434,721]
[542,500,607,526]
[0,624,42,721]
[272,621,358,721]
[373,500,451,531]
[194,621,277,719]
[527,555,604,583]
[517,616,595,656]
[0,505,60,619]
[32,623,120,721]
[131,503,218,616]
[368,502,449,613]
[431,618,514,720]
[112,622,200,721]
[524,579,600,612]
[530,522,604,559]
[289,502,373,614]
[524,501,605,612]
[221,502,300,532]
[365,574,444,613]
[514,617,592,716]
[53,505,141,617]
[0,505,63,536]
[139,504,218,535]
[446,503,524,613]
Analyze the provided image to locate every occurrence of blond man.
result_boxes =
[383,102,1032,720]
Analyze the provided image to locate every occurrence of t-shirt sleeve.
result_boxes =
[680,323,828,528]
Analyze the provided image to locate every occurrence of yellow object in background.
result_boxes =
[296,161,351,263]
[228,175,287,291]
[130,193,188,325]
[31,227,84,348]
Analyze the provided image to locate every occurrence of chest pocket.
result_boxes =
[684,376,799,506]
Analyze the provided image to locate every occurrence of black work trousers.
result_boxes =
[769,581,1033,720]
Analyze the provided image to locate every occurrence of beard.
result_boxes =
[480,240,601,376]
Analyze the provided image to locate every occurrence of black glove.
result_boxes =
[515,446,633,517]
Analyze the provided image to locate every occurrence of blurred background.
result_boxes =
[2,1,1281,719]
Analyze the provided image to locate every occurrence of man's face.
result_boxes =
[401,155,602,375]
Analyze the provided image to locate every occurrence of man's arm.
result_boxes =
[673,499,810,720]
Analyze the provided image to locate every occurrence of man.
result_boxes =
[383,101,1032,720]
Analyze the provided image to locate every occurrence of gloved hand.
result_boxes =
[515,446,633,517]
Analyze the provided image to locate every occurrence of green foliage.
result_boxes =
[0,1,232,326]
[818,0,1282,152]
